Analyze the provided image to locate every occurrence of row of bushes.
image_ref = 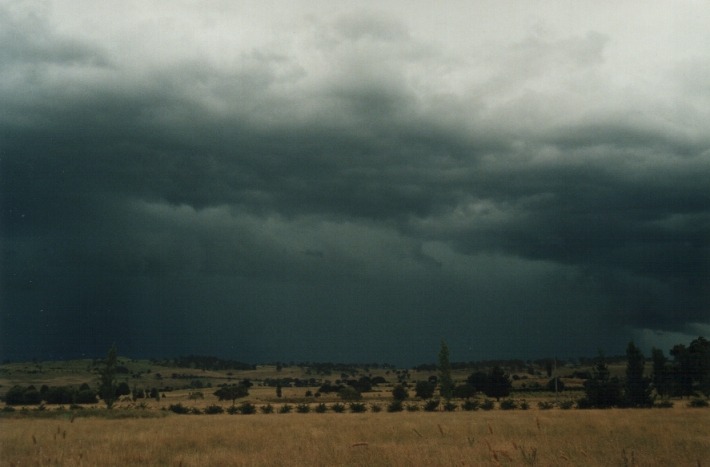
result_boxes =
[167,397,708,415]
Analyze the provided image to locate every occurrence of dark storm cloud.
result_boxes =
[1,1,708,363]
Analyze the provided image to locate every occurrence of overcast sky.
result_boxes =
[1,0,708,365]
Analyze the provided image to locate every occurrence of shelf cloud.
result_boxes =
[2,0,708,364]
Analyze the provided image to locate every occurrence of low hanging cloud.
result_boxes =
[1,0,708,364]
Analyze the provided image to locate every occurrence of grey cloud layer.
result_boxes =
[1,2,708,362]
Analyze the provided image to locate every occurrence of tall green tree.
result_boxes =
[438,340,454,400]
[98,344,119,409]
[624,341,652,407]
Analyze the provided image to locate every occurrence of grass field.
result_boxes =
[1,408,708,466]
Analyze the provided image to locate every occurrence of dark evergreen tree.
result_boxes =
[438,340,454,400]
[670,344,694,397]
[98,344,119,409]
[651,347,673,397]
[624,341,652,407]
[688,337,710,397]
[580,353,621,408]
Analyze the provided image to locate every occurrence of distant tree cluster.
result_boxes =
[168,355,255,371]
[579,337,710,408]
[4,383,97,406]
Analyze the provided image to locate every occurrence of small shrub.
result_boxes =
[443,401,457,412]
[204,404,224,414]
[189,407,202,415]
[688,398,709,408]
[2,406,16,413]
[278,404,292,414]
[519,400,530,410]
[500,399,517,410]
[370,404,382,413]
[260,404,274,414]
[349,402,367,413]
[387,400,403,412]
[239,402,256,414]
[315,403,328,413]
[480,399,495,411]
[559,400,575,410]
[296,403,310,413]
[406,403,420,412]
[331,403,346,413]
[168,403,190,414]
[654,399,674,409]
[461,399,480,411]
[227,405,239,415]
[424,399,440,412]
[537,401,555,410]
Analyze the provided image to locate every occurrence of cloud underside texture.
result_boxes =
[1,3,708,363]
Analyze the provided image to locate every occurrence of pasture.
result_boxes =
[2,407,709,465]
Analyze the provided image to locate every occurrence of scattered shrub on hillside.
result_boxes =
[349,402,367,413]
[480,399,495,411]
[2,406,16,413]
[387,400,403,412]
[331,403,346,413]
[443,401,457,412]
[537,401,555,410]
[239,402,256,414]
[370,404,382,413]
[260,404,274,414]
[424,399,440,412]
[296,403,310,413]
[559,400,574,410]
[654,399,674,408]
[168,403,190,414]
[189,407,202,415]
[204,405,224,414]
[314,403,328,413]
[688,398,709,408]
[500,399,517,410]
[278,404,292,414]
[461,399,480,411]
[406,403,420,412]
[519,400,530,410]
[226,405,239,414]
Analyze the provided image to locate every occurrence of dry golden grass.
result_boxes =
[2,408,708,466]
